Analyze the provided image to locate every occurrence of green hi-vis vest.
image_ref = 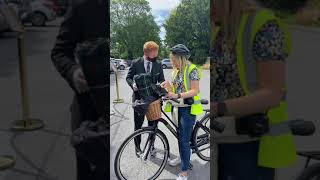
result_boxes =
[212,10,296,168]
[164,63,203,115]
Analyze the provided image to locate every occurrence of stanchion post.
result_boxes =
[11,32,45,131]
[113,67,124,104]
[0,155,15,171]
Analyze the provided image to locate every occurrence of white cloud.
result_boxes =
[147,0,180,11]
[147,0,180,40]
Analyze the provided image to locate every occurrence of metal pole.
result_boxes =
[112,66,123,104]
[11,32,44,131]
[18,34,30,126]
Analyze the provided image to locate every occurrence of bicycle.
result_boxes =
[114,97,211,180]
[292,119,320,180]
[295,151,320,180]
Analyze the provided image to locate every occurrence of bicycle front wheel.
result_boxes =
[114,128,169,180]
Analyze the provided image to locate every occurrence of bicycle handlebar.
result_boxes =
[161,97,180,104]
[162,96,225,133]
[171,98,180,104]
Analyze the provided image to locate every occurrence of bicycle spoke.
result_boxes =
[197,146,210,152]
[115,130,169,180]
[197,133,209,139]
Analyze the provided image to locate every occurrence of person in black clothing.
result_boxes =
[51,0,108,180]
[126,41,165,152]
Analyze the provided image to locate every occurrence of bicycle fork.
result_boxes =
[141,126,158,161]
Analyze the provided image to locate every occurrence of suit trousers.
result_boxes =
[71,95,109,180]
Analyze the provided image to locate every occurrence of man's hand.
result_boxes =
[72,68,89,93]
[167,92,178,99]
[160,81,171,89]
[132,82,138,91]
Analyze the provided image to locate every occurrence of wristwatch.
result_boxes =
[177,93,181,98]
[217,101,227,117]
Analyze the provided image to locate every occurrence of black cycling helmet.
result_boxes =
[170,44,190,56]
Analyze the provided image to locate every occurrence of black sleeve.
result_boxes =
[158,62,165,83]
[126,61,136,89]
[51,1,82,90]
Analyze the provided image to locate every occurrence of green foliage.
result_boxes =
[111,0,161,60]
[159,45,170,59]
[164,0,210,65]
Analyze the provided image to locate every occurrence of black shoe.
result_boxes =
[135,146,142,158]
[149,146,157,158]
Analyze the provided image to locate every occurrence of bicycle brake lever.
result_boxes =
[171,98,180,104]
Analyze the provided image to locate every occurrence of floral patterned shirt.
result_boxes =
[210,21,288,102]
[172,68,200,94]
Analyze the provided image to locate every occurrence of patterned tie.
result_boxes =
[147,61,151,73]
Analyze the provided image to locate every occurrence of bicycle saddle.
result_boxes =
[289,119,315,136]
[200,99,209,105]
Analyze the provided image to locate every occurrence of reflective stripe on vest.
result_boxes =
[266,121,290,136]
[236,10,296,168]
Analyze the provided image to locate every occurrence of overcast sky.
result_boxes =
[147,0,180,40]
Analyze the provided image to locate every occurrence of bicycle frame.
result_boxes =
[145,106,210,154]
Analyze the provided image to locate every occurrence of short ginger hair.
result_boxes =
[143,41,159,52]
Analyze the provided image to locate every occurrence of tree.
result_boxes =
[159,42,170,59]
[164,0,210,65]
[111,0,161,60]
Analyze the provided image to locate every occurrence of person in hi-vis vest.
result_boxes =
[160,44,203,180]
[210,0,296,180]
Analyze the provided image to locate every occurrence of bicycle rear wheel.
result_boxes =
[295,163,320,180]
[192,114,210,161]
[114,128,169,180]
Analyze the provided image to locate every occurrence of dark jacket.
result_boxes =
[51,0,108,91]
[51,0,108,125]
[126,57,165,100]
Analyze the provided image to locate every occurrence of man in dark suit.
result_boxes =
[126,41,165,152]
[51,0,108,179]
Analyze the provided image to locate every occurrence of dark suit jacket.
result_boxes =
[51,0,108,125]
[51,0,108,91]
[126,57,165,100]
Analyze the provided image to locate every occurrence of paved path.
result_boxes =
[0,20,76,180]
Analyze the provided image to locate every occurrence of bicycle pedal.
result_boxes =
[189,163,193,170]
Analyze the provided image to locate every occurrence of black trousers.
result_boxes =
[218,141,275,180]
[71,95,108,180]
[133,110,158,149]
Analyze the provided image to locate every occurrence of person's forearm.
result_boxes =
[126,66,135,88]
[51,48,79,79]
[159,69,165,83]
[221,88,283,117]
[51,2,80,90]
[180,89,198,99]
[51,44,80,92]
[126,78,134,89]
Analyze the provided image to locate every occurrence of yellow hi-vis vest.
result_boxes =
[164,63,203,115]
[212,10,296,168]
